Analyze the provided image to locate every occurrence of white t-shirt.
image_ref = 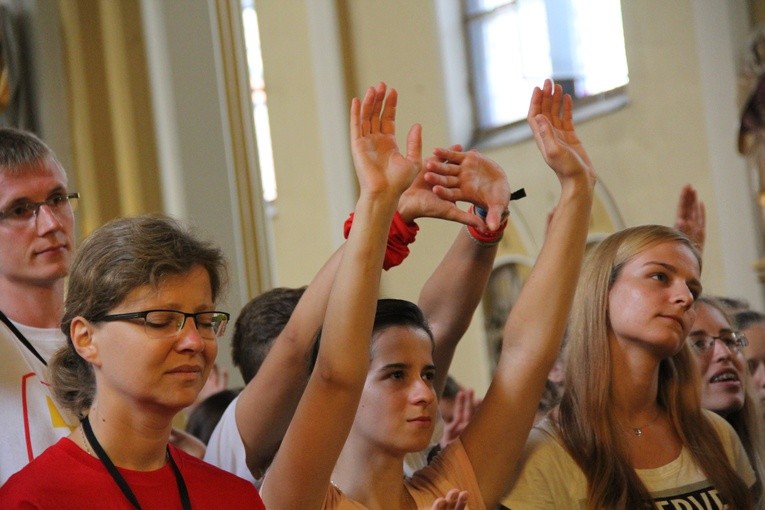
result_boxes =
[0,319,76,486]
[204,395,260,485]
[503,410,755,509]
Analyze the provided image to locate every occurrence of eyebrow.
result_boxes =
[379,362,407,370]
[689,328,733,336]
[378,362,436,372]
[1,185,68,208]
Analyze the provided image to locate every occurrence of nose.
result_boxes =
[410,378,436,406]
[175,318,206,353]
[672,281,694,309]
[711,337,734,360]
[35,204,63,235]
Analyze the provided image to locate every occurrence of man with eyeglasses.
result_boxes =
[0,127,79,486]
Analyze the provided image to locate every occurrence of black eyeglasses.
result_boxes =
[0,192,79,224]
[93,309,230,340]
[688,330,748,354]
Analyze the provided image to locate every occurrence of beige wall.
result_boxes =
[256,0,763,392]
[23,0,765,393]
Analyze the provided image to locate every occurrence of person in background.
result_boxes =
[0,215,263,508]
[0,128,79,486]
[689,295,765,508]
[737,309,765,420]
[437,375,480,451]
[186,387,241,445]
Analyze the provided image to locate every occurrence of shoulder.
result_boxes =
[520,418,570,461]
[322,484,368,510]
[701,409,740,447]
[0,439,89,499]
[171,446,265,509]
[407,438,484,508]
[700,409,756,486]
[502,419,585,509]
[171,444,259,494]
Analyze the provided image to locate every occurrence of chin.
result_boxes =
[706,399,744,418]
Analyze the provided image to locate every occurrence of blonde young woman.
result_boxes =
[504,226,755,509]
[260,78,595,509]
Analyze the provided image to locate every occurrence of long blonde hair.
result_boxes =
[557,225,752,509]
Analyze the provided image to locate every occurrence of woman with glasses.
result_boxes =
[689,295,765,508]
[0,214,263,508]
[504,226,756,509]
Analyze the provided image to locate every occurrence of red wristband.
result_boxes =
[465,205,507,246]
[343,211,419,270]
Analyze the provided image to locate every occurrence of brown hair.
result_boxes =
[0,127,61,174]
[50,214,227,417]
[232,287,307,383]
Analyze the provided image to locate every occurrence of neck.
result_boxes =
[332,436,408,509]
[85,400,173,471]
[610,337,663,421]
[0,279,65,328]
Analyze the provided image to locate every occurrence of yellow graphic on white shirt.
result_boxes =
[47,395,75,431]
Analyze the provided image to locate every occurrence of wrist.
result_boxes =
[396,191,418,224]
[465,205,507,247]
[344,209,419,270]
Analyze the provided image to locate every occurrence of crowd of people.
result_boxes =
[0,79,762,509]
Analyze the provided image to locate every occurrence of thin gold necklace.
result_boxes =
[619,408,661,437]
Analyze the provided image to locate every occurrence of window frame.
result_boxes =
[460,0,630,149]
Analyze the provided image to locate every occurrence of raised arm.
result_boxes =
[674,183,705,252]
[235,245,343,477]
[409,148,513,396]
[261,83,420,509]
[459,79,596,507]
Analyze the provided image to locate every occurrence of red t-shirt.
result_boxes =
[0,438,264,509]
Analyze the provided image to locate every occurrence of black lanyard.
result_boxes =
[81,416,191,510]
[0,309,47,366]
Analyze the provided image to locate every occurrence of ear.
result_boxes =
[70,317,101,367]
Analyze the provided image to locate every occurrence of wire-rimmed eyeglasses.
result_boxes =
[0,192,79,224]
[92,309,230,340]
[688,330,748,354]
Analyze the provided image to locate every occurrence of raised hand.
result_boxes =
[440,388,481,449]
[674,184,706,252]
[350,82,422,200]
[397,145,486,228]
[528,79,596,188]
[423,148,512,231]
[430,489,469,510]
